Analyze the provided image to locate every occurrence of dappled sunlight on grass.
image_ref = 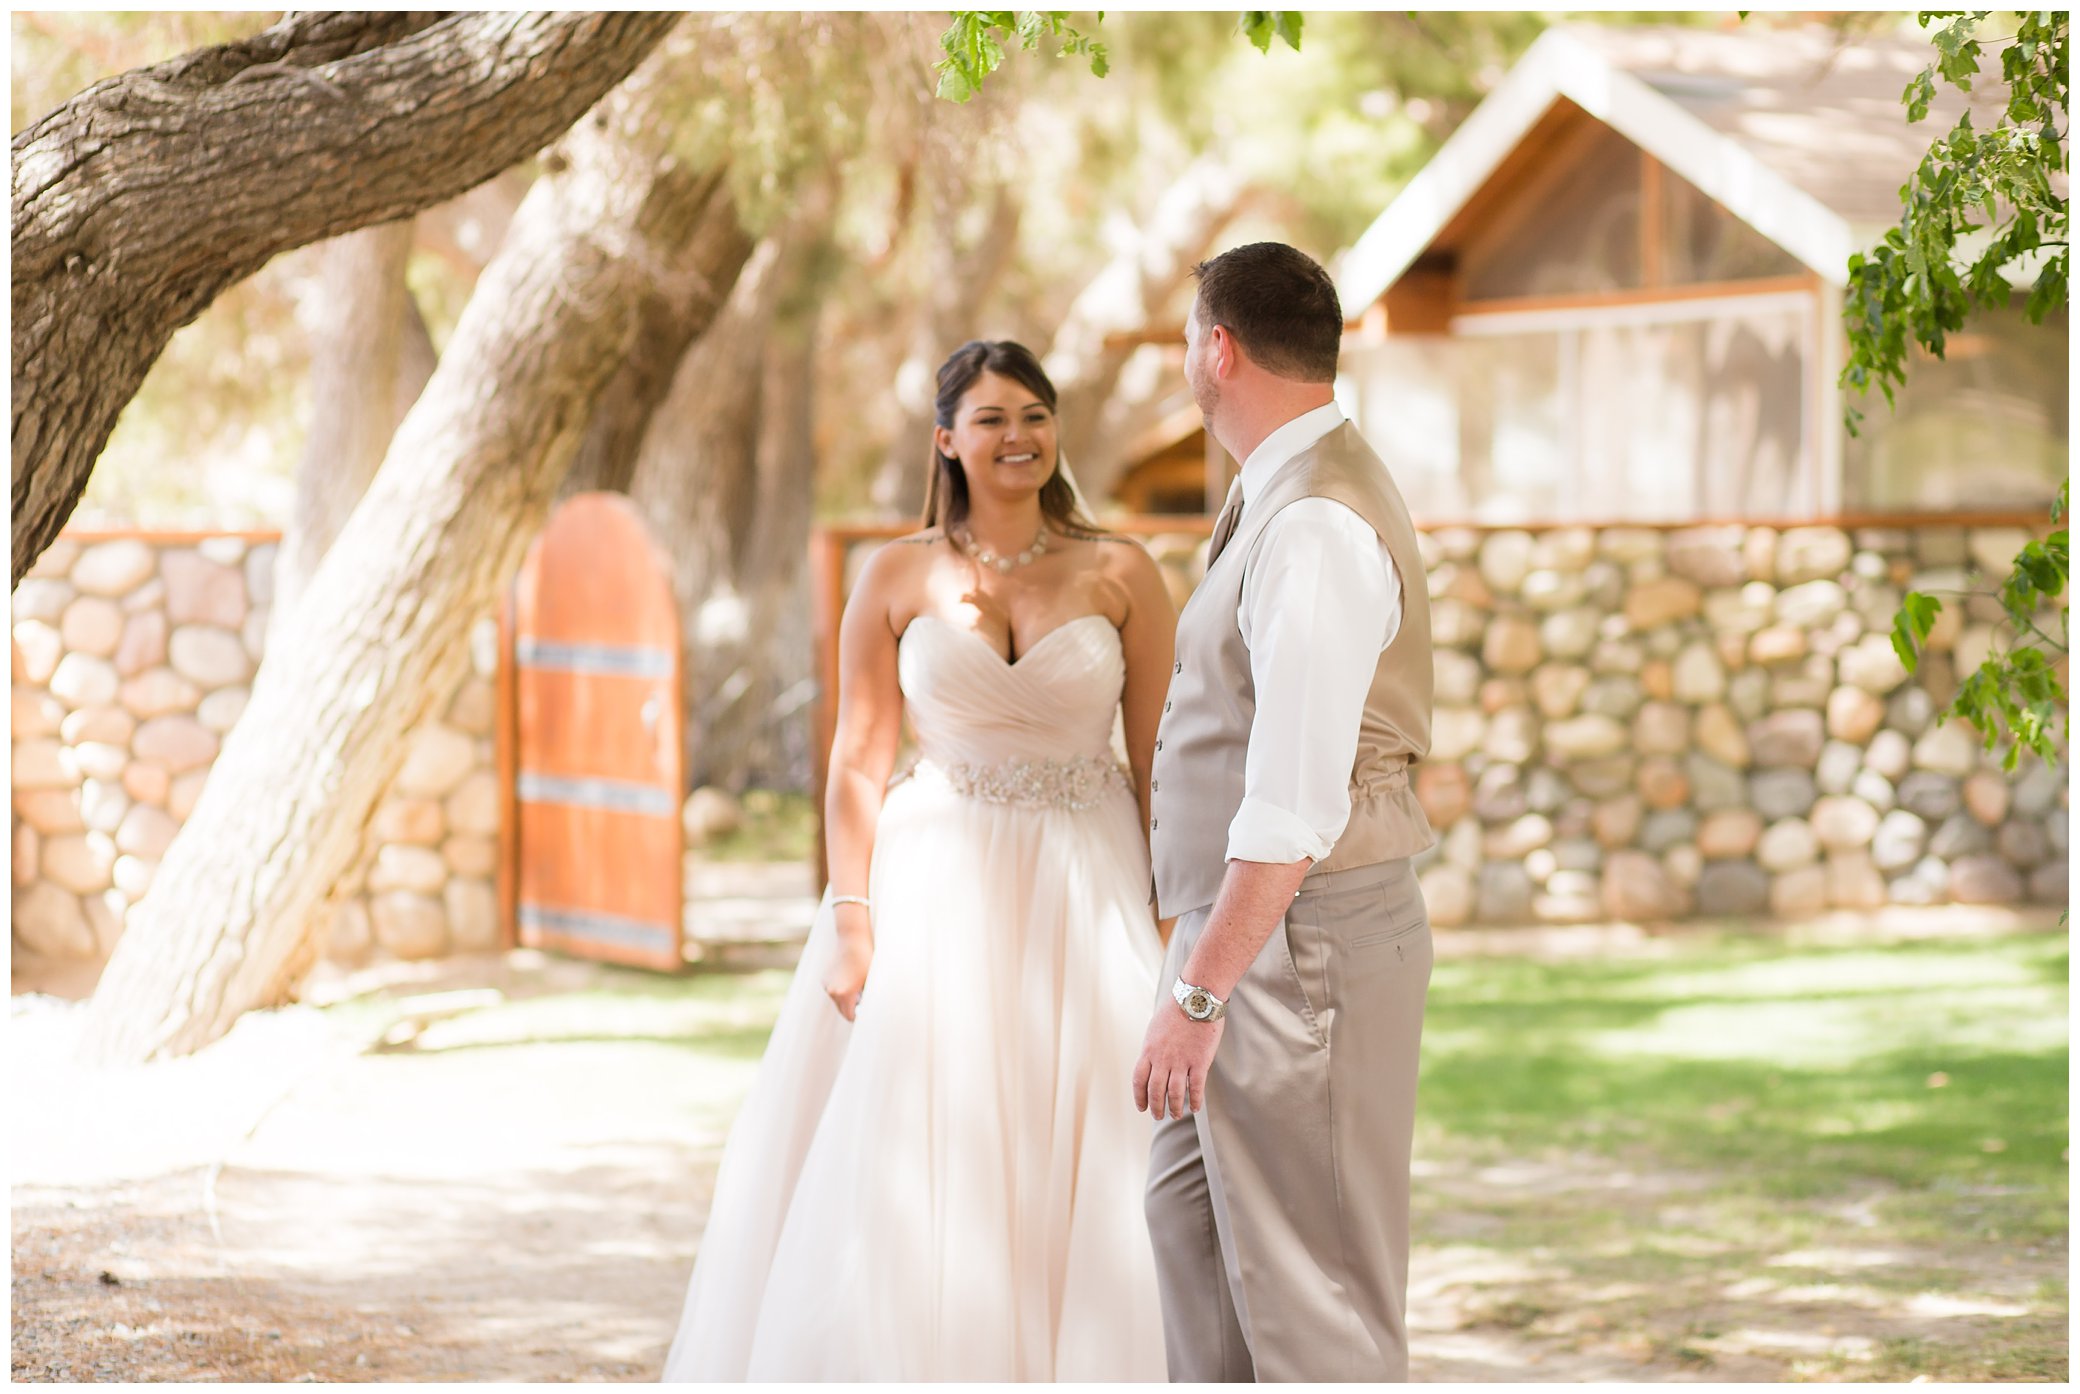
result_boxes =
[1600,943,2057,1004]
[280,931,2063,1380]
[1421,933,2068,1199]
[1585,987,2068,1066]
[355,970,794,1056]
[1413,929,2068,1380]
[701,791,818,863]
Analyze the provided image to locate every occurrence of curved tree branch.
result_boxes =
[1045,158,1250,502]
[11,10,681,584]
[75,53,753,1062]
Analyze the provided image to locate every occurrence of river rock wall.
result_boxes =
[11,534,500,968]
[12,519,2067,979]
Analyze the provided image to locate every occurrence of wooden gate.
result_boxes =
[498,494,684,971]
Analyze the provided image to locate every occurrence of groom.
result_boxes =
[1133,241,1436,1381]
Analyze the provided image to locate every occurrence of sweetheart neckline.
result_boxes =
[901,612,1118,668]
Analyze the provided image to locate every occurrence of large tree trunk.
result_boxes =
[77,60,755,1065]
[12,10,679,585]
[558,208,755,497]
[1044,159,1247,505]
[715,294,823,791]
[628,185,834,791]
[870,183,1024,518]
[270,219,438,634]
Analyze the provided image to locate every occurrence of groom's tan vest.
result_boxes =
[1150,421,1435,919]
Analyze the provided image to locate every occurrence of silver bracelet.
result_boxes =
[830,894,872,910]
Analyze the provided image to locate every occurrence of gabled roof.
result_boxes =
[1337,22,2015,309]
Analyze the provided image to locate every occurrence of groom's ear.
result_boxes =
[1211,324,1242,377]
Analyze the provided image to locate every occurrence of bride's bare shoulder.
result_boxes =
[864,528,946,570]
[849,528,945,615]
[1090,532,1163,578]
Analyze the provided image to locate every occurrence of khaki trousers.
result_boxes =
[1145,858,1432,1382]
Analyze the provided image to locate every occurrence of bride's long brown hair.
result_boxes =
[922,340,1104,537]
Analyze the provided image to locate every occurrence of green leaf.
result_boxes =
[1842,8,2070,441]
[937,10,1115,101]
[1904,590,1942,638]
[1890,590,1945,672]
[1905,68,1937,122]
[1237,11,1301,54]
[2017,543,2067,597]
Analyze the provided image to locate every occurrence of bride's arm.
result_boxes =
[1110,539,1179,843]
[821,545,910,1019]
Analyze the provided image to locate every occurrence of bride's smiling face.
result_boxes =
[935,371,1058,500]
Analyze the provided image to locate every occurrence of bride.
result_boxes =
[661,340,1177,1381]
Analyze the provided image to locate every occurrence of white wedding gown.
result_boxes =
[661,613,1167,1381]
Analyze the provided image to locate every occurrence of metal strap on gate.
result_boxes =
[518,903,677,951]
[516,771,677,819]
[515,638,672,679]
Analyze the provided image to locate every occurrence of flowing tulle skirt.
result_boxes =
[661,771,1167,1381]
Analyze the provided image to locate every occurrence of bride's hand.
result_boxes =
[823,914,873,1021]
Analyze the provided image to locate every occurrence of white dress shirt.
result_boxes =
[1227,403,1405,866]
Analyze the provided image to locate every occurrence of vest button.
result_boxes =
[1154,739,1162,751]
[1151,780,1159,791]
[1163,701,1172,712]
[1150,819,1158,830]
[1173,661,1182,674]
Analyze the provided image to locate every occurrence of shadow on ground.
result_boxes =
[10,913,2068,1382]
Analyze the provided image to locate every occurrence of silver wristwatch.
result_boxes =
[1172,977,1228,1023]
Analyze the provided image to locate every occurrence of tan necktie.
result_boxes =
[1206,477,1245,565]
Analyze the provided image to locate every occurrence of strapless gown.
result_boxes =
[661,613,1167,1381]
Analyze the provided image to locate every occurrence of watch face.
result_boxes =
[1186,989,1214,1019]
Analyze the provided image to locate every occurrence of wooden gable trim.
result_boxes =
[1338,27,1857,315]
[1640,150,1666,288]
[1450,273,1817,322]
[1431,99,1601,264]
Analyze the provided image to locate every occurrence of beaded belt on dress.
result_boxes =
[907,754,1129,811]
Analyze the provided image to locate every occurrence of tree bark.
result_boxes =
[870,183,1024,518]
[77,62,753,1065]
[270,219,437,634]
[12,10,680,585]
[715,295,823,791]
[1044,159,1247,506]
[559,208,755,497]
[628,183,836,790]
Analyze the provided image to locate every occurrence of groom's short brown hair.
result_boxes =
[1191,241,1343,383]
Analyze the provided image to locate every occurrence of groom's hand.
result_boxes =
[1133,1007,1225,1120]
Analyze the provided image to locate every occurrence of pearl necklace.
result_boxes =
[954,523,1050,574]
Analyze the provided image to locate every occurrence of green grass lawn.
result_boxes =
[1416,931,2069,1380]
[701,790,818,863]
[363,929,2066,1380]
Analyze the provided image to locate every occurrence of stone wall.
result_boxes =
[11,533,502,969]
[1389,521,2067,925]
[13,519,2068,976]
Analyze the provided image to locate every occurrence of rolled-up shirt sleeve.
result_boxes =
[1227,498,1401,865]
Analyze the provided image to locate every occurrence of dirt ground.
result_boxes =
[10,907,2065,1383]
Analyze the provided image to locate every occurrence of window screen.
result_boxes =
[1847,305,2068,512]
[1461,125,1643,300]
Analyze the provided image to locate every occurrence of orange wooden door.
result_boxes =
[501,494,684,971]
